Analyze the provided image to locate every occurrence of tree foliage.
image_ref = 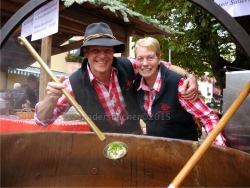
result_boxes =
[61,0,176,32]
[121,0,250,88]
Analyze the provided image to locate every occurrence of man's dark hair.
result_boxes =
[27,74,38,82]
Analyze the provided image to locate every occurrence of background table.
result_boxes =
[0,115,90,133]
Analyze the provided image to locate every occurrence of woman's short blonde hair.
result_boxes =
[134,37,161,59]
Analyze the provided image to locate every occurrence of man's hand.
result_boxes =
[36,76,66,120]
[46,76,65,102]
[181,74,198,101]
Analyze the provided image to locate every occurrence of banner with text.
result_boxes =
[21,0,59,41]
[214,0,250,17]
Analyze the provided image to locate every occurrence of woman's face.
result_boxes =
[135,46,160,81]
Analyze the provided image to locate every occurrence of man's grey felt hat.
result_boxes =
[76,22,125,57]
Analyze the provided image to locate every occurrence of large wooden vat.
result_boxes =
[1,131,250,187]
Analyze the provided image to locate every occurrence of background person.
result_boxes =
[34,22,198,134]
[16,74,39,108]
[10,83,23,109]
[133,37,226,146]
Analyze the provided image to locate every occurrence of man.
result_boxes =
[35,22,198,134]
[17,74,39,108]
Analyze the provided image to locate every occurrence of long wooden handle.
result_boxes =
[18,37,106,143]
[169,81,250,188]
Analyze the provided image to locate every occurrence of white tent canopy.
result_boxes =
[8,66,69,78]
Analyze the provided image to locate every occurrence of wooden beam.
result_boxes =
[40,36,52,101]
[1,10,15,18]
[125,24,136,35]
[60,8,125,37]
[123,35,130,57]
[0,1,23,13]
[131,31,145,38]
[51,40,83,55]
[59,18,86,34]
[12,25,22,36]
[54,32,73,40]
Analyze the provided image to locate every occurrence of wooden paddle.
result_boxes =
[169,81,250,188]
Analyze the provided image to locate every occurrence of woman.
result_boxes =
[133,37,226,147]
[11,83,23,109]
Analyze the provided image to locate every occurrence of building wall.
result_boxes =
[129,37,135,57]
[198,80,213,103]
[0,52,68,90]
[0,72,7,90]
[31,52,67,72]
[7,74,28,90]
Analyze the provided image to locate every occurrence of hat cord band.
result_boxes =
[84,33,116,44]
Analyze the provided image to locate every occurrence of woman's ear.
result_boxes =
[158,56,162,65]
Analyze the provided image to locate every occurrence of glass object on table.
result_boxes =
[210,103,214,110]
[217,104,221,113]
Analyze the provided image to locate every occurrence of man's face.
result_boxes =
[83,46,114,78]
[28,81,38,90]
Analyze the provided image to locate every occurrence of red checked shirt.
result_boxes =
[137,69,226,147]
[35,58,172,127]
[137,71,162,117]
[89,66,127,125]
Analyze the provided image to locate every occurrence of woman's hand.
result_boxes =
[181,74,198,101]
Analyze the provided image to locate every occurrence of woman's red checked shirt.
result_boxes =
[137,70,226,147]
